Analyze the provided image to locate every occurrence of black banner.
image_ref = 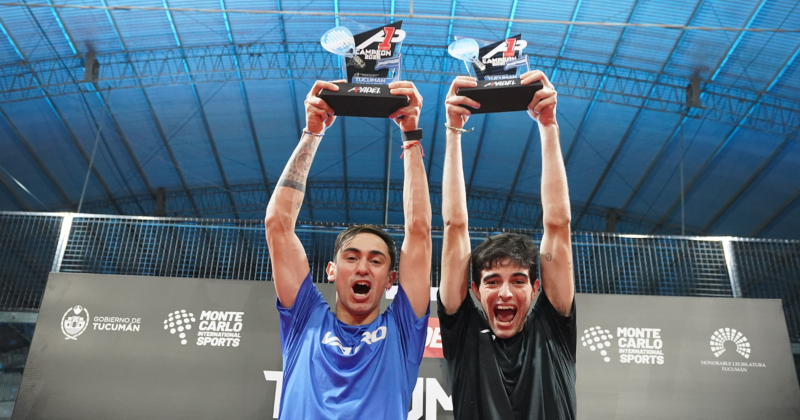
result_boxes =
[13,273,800,419]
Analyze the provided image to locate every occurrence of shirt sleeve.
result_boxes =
[533,291,577,361]
[387,283,430,363]
[437,291,476,361]
[276,272,327,354]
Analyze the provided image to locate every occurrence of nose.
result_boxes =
[499,282,513,300]
[355,258,369,275]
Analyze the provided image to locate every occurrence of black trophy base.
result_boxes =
[457,78,543,114]
[318,83,409,118]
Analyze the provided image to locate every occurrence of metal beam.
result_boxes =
[163,0,239,219]
[751,186,800,237]
[504,0,519,38]
[77,181,693,232]
[0,168,31,210]
[0,105,73,207]
[220,0,270,196]
[652,28,797,233]
[702,127,800,234]
[550,0,583,82]
[619,0,708,213]
[43,2,154,209]
[0,17,123,214]
[3,44,797,137]
[98,0,200,217]
[426,0,458,181]
[498,122,537,228]
[275,0,313,220]
[562,0,642,166]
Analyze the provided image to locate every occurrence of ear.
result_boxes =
[386,271,398,290]
[326,261,336,282]
[471,281,481,301]
[531,278,541,302]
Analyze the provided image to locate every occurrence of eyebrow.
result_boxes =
[342,248,387,259]
[482,272,530,282]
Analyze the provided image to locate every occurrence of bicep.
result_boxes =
[539,225,574,316]
[398,232,432,319]
[266,229,309,309]
[440,227,470,315]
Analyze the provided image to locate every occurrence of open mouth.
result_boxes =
[352,281,371,296]
[493,305,518,325]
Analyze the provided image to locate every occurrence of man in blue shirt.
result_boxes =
[265,80,432,419]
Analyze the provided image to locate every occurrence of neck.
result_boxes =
[334,301,380,326]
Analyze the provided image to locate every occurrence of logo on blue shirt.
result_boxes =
[322,326,388,355]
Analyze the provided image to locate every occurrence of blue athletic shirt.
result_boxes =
[276,272,429,420]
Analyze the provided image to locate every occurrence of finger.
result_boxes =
[446,95,481,109]
[389,105,419,120]
[325,114,337,128]
[388,81,414,89]
[307,104,329,121]
[446,104,472,117]
[528,89,554,110]
[310,80,340,97]
[306,96,335,116]
[448,77,478,97]
[534,96,556,114]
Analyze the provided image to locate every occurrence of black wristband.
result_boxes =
[401,129,423,142]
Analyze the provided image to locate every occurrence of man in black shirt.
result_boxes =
[438,72,576,420]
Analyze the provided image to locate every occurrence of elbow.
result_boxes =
[443,215,468,232]
[543,213,571,232]
[264,208,293,238]
[406,214,432,241]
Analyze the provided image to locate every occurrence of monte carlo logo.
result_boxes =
[580,326,614,362]
[61,305,89,340]
[164,309,244,348]
[164,310,196,345]
[700,327,766,373]
[581,325,665,365]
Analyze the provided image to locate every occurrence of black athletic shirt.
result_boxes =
[437,291,576,420]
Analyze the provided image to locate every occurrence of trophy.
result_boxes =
[448,35,543,114]
[318,21,410,118]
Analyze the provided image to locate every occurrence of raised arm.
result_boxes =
[388,81,431,319]
[265,80,339,309]
[524,70,574,316]
[440,77,481,315]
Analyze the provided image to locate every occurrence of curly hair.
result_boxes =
[471,232,538,284]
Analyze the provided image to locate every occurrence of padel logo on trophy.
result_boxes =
[448,35,541,114]
[318,21,410,118]
[61,305,89,340]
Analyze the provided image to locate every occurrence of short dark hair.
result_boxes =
[471,232,538,284]
[333,225,397,270]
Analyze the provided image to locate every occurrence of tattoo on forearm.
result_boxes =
[545,253,552,261]
[276,140,318,193]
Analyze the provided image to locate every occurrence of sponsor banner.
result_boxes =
[14,274,800,419]
[575,294,800,419]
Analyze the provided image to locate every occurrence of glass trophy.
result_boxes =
[317,22,409,118]
[447,35,542,114]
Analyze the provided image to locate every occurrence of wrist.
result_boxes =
[446,118,464,129]
[401,129,423,142]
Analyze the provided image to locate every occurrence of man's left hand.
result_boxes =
[388,81,423,132]
[522,70,557,126]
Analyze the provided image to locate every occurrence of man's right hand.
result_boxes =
[304,80,342,134]
[444,76,480,129]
